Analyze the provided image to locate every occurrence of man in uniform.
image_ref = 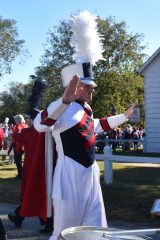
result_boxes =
[34,11,137,240]
[34,74,137,240]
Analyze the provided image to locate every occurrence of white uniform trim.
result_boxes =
[47,98,69,120]
[45,132,54,217]
[107,114,127,129]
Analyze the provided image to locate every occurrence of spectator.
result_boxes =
[0,126,4,151]
[123,124,132,151]
[12,115,28,179]
[95,132,107,152]
[132,127,140,150]
[2,119,9,161]
[8,126,15,165]
[108,128,117,152]
[3,124,9,150]
[8,111,53,234]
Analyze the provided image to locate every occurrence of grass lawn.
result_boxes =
[1,152,160,227]
[0,157,21,204]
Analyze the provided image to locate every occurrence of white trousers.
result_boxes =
[49,159,107,240]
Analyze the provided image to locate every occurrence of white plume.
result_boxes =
[4,117,9,123]
[69,11,104,65]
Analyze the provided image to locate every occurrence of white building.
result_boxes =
[139,47,160,153]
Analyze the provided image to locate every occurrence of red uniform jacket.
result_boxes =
[12,123,28,153]
[13,126,47,220]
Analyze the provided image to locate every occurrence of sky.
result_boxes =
[0,0,160,92]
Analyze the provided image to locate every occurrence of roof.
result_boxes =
[139,47,160,73]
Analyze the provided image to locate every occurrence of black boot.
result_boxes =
[39,217,46,225]
[8,205,24,228]
[0,218,8,240]
[40,216,53,234]
[8,212,23,228]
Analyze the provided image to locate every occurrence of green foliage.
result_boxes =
[0,16,25,77]
[35,21,73,103]
[97,16,146,73]
[92,71,144,121]
[35,15,146,125]
[0,82,32,122]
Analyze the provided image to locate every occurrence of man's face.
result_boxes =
[78,82,95,102]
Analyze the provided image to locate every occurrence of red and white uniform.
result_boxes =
[34,98,127,240]
[13,127,46,218]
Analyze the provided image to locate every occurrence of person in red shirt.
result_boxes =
[8,109,54,234]
[0,127,4,151]
[12,115,28,179]
[8,77,54,234]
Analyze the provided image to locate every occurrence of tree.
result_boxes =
[97,16,146,73]
[35,20,73,104]
[91,17,145,116]
[35,15,146,125]
[0,16,25,77]
[0,82,31,122]
[93,71,144,117]
[0,75,47,122]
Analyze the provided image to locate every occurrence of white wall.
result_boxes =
[143,54,160,152]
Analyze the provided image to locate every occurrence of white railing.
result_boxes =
[95,146,160,185]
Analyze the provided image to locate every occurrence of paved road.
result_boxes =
[0,202,159,240]
[0,203,49,240]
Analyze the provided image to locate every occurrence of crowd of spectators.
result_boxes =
[1,118,145,156]
[95,124,145,152]
[0,117,28,167]
[0,122,15,162]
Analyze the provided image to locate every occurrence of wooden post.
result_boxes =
[104,146,113,185]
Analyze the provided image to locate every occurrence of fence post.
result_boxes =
[103,145,113,185]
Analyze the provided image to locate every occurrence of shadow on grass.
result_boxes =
[0,168,16,171]
[101,166,160,227]
[0,161,15,167]
[0,162,9,167]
